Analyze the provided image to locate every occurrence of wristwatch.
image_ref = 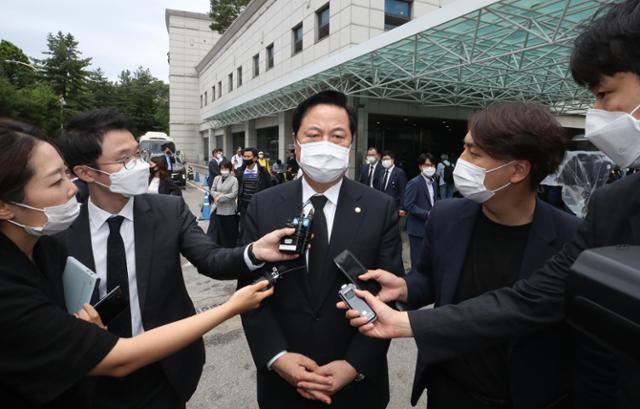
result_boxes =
[247,243,261,265]
[354,373,365,382]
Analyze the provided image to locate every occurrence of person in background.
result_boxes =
[286,148,299,175]
[358,147,384,189]
[379,150,407,216]
[0,118,274,409]
[148,156,182,197]
[162,143,175,173]
[237,147,271,224]
[403,153,438,273]
[436,153,456,199]
[271,159,285,184]
[231,147,243,172]
[206,160,239,248]
[207,148,223,190]
[257,151,271,174]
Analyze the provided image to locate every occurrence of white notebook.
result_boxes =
[62,257,98,314]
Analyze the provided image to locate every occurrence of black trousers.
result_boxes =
[426,373,512,409]
[93,363,184,409]
[206,213,238,248]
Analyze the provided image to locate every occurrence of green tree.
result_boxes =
[0,39,37,88]
[209,0,250,33]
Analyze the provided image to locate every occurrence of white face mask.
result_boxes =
[366,155,377,165]
[585,104,640,169]
[8,196,80,236]
[381,159,393,169]
[92,158,151,198]
[298,140,350,184]
[422,166,436,178]
[220,170,230,177]
[453,158,514,204]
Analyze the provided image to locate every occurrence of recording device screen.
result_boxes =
[279,211,314,255]
[334,250,382,295]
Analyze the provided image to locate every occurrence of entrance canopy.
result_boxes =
[206,0,609,128]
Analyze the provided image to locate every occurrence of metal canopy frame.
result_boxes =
[205,0,610,128]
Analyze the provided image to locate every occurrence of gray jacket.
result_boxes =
[210,174,238,215]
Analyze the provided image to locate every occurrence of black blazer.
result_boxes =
[407,174,640,407]
[407,198,580,408]
[358,162,384,188]
[158,178,182,196]
[403,175,438,238]
[239,178,404,409]
[57,194,251,402]
[379,166,407,210]
[208,159,220,189]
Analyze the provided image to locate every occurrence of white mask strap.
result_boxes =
[485,160,515,174]
[630,103,640,117]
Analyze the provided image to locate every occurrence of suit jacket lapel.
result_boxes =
[518,199,557,279]
[315,179,366,311]
[133,196,154,312]
[439,202,480,305]
[66,203,96,271]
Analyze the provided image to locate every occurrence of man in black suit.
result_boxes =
[379,150,407,216]
[341,2,640,407]
[353,103,611,408]
[57,109,297,409]
[357,147,383,189]
[207,148,223,190]
[239,91,404,408]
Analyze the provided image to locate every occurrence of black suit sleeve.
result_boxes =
[345,196,403,380]
[405,203,437,309]
[238,195,289,368]
[407,186,602,365]
[176,196,250,280]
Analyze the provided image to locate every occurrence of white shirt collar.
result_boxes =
[301,176,343,208]
[88,196,135,231]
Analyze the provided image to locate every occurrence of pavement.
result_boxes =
[180,182,427,409]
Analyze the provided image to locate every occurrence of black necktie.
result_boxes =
[367,165,374,186]
[382,169,389,191]
[106,216,132,337]
[308,196,329,294]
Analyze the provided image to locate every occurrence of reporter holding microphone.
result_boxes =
[0,119,274,409]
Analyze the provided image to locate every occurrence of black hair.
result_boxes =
[58,108,132,173]
[292,90,357,136]
[0,119,48,203]
[381,150,395,160]
[367,147,379,154]
[149,156,170,180]
[243,147,258,158]
[219,159,232,170]
[469,102,567,189]
[417,153,435,166]
[571,0,640,88]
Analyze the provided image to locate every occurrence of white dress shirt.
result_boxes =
[267,176,344,369]
[382,165,395,191]
[88,197,145,336]
[422,174,435,206]
[367,162,379,188]
[148,177,160,194]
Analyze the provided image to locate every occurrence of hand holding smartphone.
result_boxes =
[92,286,129,326]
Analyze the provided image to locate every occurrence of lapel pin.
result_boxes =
[355,207,362,214]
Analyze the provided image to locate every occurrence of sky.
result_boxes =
[0,0,210,83]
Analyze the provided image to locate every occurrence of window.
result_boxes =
[316,4,330,41]
[217,81,222,98]
[237,66,243,87]
[385,0,411,30]
[212,86,215,101]
[200,94,203,108]
[292,23,303,55]
[253,54,260,77]
[266,43,274,70]
[204,91,208,106]
[228,73,233,92]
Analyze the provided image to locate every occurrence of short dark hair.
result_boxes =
[219,159,232,171]
[571,0,640,88]
[469,102,567,189]
[59,108,132,172]
[243,147,258,158]
[212,148,223,155]
[0,119,48,203]
[367,147,379,154]
[292,90,357,136]
[418,153,435,166]
[381,150,395,160]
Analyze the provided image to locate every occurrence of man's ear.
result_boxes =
[510,160,532,184]
[0,201,15,221]
[74,165,97,183]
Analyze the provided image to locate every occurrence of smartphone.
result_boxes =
[92,286,129,325]
[334,250,381,295]
[338,283,376,324]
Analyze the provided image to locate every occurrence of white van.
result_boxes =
[139,132,187,186]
